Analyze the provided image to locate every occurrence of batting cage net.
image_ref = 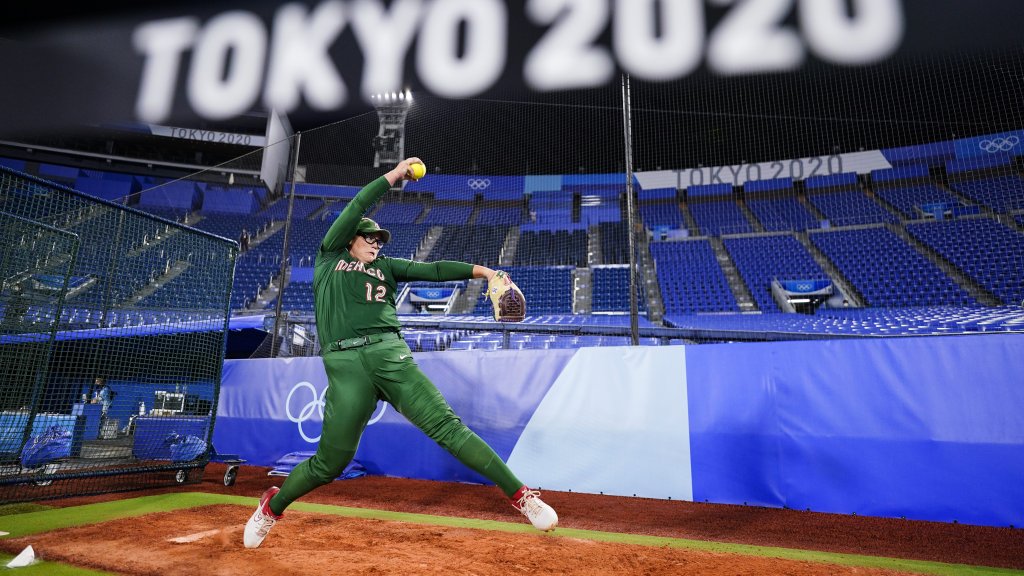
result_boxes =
[0,167,236,503]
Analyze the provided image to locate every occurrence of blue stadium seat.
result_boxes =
[592,266,646,312]
[421,205,473,225]
[516,230,587,267]
[428,225,508,268]
[690,199,752,235]
[810,226,976,307]
[807,189,898,226]
[948,174,1024,213]
[599,222,630,264]
[370,201,425,224]
[723,234,826,312]
[906,217,1024,305]
[650,240,738,313]
[873,184,961,219]
[746,196,819,232]
[472,266,574,315]
[639,201,684,229]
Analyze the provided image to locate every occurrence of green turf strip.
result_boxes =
[0,493,1019,576]
[0,493,243,538]
[0,503,52,517]
[0,554,111,575]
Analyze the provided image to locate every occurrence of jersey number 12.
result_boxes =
[365,282,386,302]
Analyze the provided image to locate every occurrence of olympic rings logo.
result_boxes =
[978,136,1019,153]
[286,381,325,443]
[467,178,491,190]
[285,381,388,444]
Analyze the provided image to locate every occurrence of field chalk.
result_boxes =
[168,529,222,544]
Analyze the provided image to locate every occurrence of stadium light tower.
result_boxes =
[370,89,413,174]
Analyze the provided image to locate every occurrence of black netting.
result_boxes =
[0,168,235,503]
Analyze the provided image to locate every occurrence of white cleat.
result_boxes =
[244,486,283,548]
[512,486,558,532]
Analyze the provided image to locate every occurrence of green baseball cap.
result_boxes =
[356,217,390,244]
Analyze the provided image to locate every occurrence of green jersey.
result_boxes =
[313,176,473,348]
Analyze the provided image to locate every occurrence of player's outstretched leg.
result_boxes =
[511,485,558,531]
[244,486,283,548]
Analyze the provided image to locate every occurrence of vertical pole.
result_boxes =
[270,132,302,357]
[621,74,639,345]
[99,210,125,328]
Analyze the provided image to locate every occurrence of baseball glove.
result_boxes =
[487,270,526,322]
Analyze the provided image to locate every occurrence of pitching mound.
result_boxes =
[1,503,919,575]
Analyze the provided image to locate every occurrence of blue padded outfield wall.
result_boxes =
[215,334,1024,528]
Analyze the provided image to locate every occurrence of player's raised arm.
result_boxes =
[319,157,424,254]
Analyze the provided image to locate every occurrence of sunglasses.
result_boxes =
[358,233,387,247]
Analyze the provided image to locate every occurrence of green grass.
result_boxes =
[0,503,52,517]
[0,493,244,538]
[0,493,1020,576]
[0,553,110,575]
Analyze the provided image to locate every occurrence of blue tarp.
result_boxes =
[268,451,366,480]
[686,334,1024,526]
[21,426,73,468]
[215,335,1024,527]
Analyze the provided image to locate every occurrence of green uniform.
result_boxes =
[269,176,523,515]
[312,177,473,347]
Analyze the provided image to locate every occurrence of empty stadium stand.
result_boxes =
[689,199,753,236]
[598,222,631,265]
[428,225,508,268]
[515,229,587,267]
[809,226,977,307]
[948,175,1024,213]
[277,280,315,313]
[378,224,430,260]
[746,195,820,232]
[906,217,1024,305]
[639,200,685,230]
[369,201,425,224]
[872,184,963,219]
[475,206,525,226]
[664,306,1023,336]
[650,240,738,313]
[421,204,474,225]
[807,189,899,227]
[5,140,1021,348]
[472,266,574,315]
[723,234,828,312]
[592,266,646,312]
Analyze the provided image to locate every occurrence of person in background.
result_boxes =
[239,228,251,252]
[92,377,113,418]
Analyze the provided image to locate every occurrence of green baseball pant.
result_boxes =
[269,337,523,515]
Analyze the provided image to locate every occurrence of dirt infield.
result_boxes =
[5,463,1023,574]
[3,504,923,576]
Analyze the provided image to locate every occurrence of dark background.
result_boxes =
[1,1,1022,177]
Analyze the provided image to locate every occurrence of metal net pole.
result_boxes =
[621,74,639,345]
[270,132,303,357]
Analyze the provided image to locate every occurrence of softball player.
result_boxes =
[244,157,557,548]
